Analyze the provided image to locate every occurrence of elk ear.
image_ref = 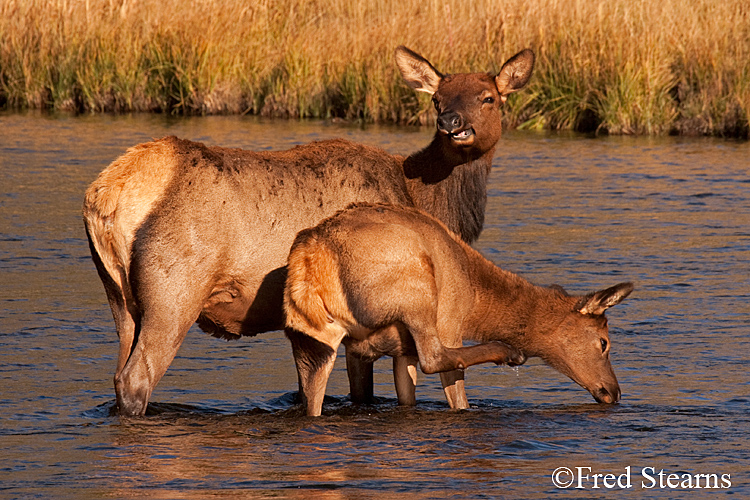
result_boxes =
[495,48,535,102]
[577,282,634,316]
[395,46,443,95]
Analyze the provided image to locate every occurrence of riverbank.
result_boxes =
[1,0,747,137]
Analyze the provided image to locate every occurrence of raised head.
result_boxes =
[395,46,535,156]
[542,282,634,404]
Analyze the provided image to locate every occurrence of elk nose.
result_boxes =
[594,385,621,404]
[437,111,463,134]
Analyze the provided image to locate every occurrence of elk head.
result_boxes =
[395,46,535,159]
[543,282,634,404]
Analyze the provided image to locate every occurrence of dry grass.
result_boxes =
[0,0,747,136]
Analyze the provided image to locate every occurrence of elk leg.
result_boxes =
[451,341,526,368]
[114,308,137,378]
[101,283,137,379]
[89,248,138,383]
[393,355,419,406]
[440,369,469,409]
[345,351,374,404]
[412,331,525,374]
[286,328,338,417]
[114,313,192,416]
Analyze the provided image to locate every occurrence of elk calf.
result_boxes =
[284,203,633,416]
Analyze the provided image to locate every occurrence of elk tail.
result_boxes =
[82,139,178,293]
[82,163,129,292]
[284,233,350,335]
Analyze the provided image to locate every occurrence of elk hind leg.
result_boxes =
[87,241,138,384]
[393,355,419,406]
[345,350,374,404]
[287,328,338,417]
[113,299,138,382]
[99,280,138,379]
[115,310,193,416]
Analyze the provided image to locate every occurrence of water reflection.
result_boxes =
[79,400,748,498]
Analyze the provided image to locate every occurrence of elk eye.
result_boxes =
[600,339,608,353]
[432,97,439,110]
[483,96,495,104]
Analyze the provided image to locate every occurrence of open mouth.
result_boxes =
[450,128,475,144]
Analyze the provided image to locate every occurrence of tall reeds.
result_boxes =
[0,0,747,136]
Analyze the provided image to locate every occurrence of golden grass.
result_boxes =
[0,0,747,136]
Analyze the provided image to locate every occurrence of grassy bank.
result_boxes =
[1,0,748,137]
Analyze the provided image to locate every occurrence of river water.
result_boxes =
[1,112,748,498]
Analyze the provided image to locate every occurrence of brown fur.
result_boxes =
[83,140,178,294]
[82,46,535,416]
[284,203,634,416]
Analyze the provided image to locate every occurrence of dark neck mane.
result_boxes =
[403,135,495,243]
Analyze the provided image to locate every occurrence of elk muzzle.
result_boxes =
[591,383,621,404]
[437,111,475,146]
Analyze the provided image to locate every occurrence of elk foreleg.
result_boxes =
[413,334,526,375]
[440,369,469,409]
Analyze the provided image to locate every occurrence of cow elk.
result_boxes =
[284,203,634,416]
[83,45,535,416]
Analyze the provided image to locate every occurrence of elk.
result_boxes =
[82,45,535,416]
[284,203,634,416]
